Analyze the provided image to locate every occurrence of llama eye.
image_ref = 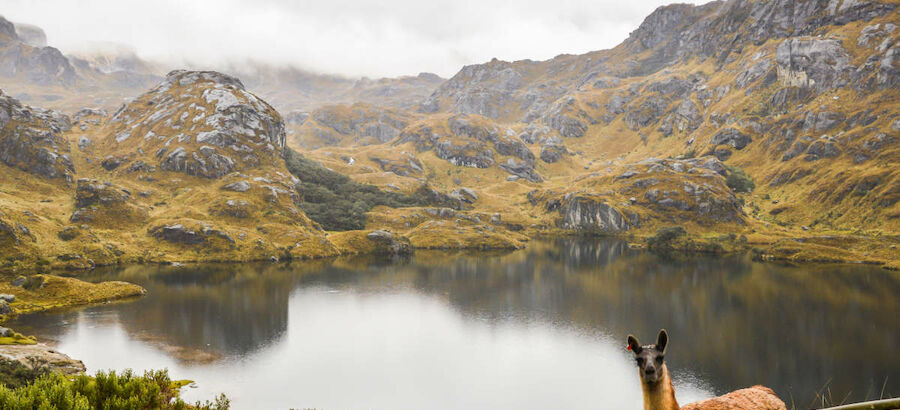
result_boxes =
[636,357,645,365]
[656,356,664,362]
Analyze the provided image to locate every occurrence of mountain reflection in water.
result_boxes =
[9,239,899,409]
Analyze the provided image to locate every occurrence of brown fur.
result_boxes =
[641,363,679,410]
[680,385,787,410]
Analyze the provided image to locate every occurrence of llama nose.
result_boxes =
[645,367,656,375]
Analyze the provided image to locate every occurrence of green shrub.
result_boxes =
[647,226,687,248]
[0,359,47,389]
[22,276,45,291]
[725,165,755,193]
[0,369,228,410]
[284,149,424,231]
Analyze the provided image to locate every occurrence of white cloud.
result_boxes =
[3,0,708,78]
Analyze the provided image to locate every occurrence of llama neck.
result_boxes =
[641,364,679,410]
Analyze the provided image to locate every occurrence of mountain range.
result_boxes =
[1,0,898,273]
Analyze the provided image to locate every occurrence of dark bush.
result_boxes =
[647,226,687,248]
[284,149,424,231]
[725,165,755,193]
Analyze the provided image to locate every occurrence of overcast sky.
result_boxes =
[4,0,706,78]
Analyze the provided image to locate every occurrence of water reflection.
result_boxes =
[9,239,899,409]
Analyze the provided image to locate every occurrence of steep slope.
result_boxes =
[0,15,161,111]
[0,71,330,273]
[291,0,900,267]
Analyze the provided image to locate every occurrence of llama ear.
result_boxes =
[627,335,642,353]
[656,329,668,353]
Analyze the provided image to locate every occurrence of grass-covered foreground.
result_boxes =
[0,367,228,409]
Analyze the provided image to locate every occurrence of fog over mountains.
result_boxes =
[2,0,704,78]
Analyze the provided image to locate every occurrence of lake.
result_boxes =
[8,239,899,409]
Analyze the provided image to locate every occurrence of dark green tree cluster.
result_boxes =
[284,149,424,231]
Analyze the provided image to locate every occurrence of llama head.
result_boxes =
[626,329,668,385]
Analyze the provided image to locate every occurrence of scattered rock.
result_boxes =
[711,128,752,149]
[0,300,11,315]
[366,230,412,255]
[540,144,568,163]
[222,181,251,192]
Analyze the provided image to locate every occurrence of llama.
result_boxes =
[626,329,787,410]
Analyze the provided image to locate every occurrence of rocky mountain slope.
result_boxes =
[0,68,518,273]
[290,0,900,267]
[1,0,899,270]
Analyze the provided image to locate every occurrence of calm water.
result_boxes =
[9,239,900,409]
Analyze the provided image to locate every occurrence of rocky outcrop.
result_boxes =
[559,196,634,232]
[0,17,77,86]
[541,96,590,138]
[69,178,147,225]
[149,222,235,246]
[540,144,568,163]
[366,230,412,255]
[776,38,851,90]
[370,153,423,177]
[74,179,130,208]
[104,70,286,178]
[0,90,74,179]
[710,128,752,150]
[397,114,535,172]
[499,159,543,183]
[0,343,85,375]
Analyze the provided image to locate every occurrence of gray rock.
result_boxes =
[222,181,251,192]
[803,111,845,132]
[151,224,205,245]
[0,300,11,315]
[776,39,850,90]
[736,59,773,88]
[542,96,589,138]
[0,294,15,303]
[559,196,633,232]
[367,230,412,255]
[540,144,568,163]
[804,140,841,160]
[449,188,478,204]
[624,96,668,130]
[101,156,123,171]
[74,179,129,208]
[499,159,542,183]
[711,128,752,149]
[0,93,75,179]
[77,136,92,151]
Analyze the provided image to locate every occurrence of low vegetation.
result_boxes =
[725,165,755,193]
[284,148,424,230]
[0,369,228,409]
